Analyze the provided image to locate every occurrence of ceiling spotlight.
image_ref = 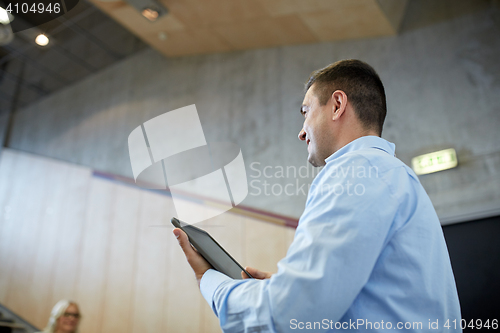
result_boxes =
[35,34,49,46]
[0,6,14,25]
[127,0,167,22]
[142,7,159,21]
[126,0,168,22]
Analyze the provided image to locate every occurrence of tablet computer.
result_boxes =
[171,217,253,280]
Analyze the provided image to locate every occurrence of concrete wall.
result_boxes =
[6,4,500,224]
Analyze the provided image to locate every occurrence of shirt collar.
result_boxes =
[325,136,396,164]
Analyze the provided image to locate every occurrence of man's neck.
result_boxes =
[334,130,379,155]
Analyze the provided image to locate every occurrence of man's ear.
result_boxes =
[331,90,348,121]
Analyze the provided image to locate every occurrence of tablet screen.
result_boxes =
[174,219,250,279]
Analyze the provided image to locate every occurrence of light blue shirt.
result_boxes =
[200,136,461,332]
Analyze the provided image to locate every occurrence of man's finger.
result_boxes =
[173,228,212,286]
[245,266,272,280]
[173,228,196,258]
[241,270,252,279]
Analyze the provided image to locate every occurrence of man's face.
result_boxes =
[56,304,80,333]
[298,85,334,167]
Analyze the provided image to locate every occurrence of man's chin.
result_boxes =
[308,155,320,167]
[308,153,326,168]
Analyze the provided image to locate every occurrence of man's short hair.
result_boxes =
[305,59,387,135]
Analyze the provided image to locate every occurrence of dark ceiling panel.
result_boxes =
[0,0,148,112]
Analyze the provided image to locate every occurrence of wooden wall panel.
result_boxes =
[3,152,49,316]
[48,166,91,307]
[0,149,297,333]
[164,201,205,332]
[100,184,141,333]
[88,0,405,57]
[164,240,204,332]
[130,191,171,333]
[27,158,71,328]
[213,15,316,50]
[75,178,116,333]
[298,1,395,41]
[285,226,296,252]
[244,217,288,274]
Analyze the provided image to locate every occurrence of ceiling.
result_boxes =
[0,0,496,118]
[88,0,408,57]
[0,0,147,113]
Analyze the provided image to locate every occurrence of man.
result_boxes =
[173,60,461,332]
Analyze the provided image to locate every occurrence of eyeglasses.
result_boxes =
[62,312,81,319]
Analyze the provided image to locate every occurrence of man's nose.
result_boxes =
[298,129,306,141]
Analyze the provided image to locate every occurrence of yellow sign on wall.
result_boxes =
[411,148,458,175]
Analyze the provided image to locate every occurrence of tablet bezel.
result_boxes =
[171,217,253,279]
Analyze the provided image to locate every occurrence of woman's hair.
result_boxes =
[42,300,79,333]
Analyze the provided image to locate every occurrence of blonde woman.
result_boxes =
[38,300,81,333]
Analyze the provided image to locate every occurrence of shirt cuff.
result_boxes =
[200,269,232,315]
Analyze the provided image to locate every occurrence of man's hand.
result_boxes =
[173,228,212,287]
[241,266,273,280]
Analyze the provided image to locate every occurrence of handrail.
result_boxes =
[0,320,26,329]
[0,303,40,333]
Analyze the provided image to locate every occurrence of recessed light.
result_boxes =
[142,7,159,21]
[35,34,49,46]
